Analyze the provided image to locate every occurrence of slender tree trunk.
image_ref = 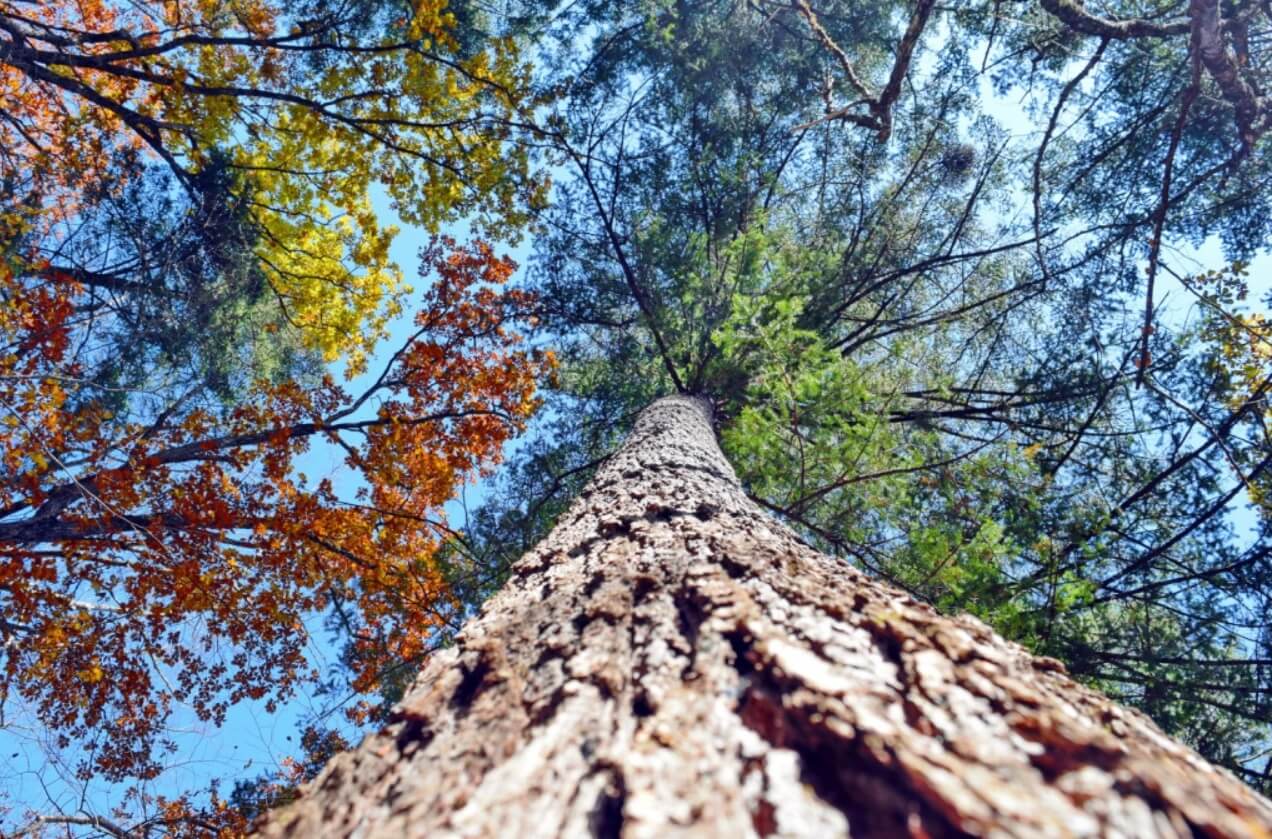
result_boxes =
[260,395,1272,838]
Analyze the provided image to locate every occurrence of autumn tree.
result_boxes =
[1,0,543,367]
[1,237,550,783]
[0,0,553,829]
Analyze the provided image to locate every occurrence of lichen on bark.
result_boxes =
[259,395,1272,838]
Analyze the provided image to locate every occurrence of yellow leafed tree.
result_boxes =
[0,0,546,369]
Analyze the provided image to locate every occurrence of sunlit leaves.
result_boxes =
[1,0,546,366]
[0,0,555,812]
[1192,263,1272,519]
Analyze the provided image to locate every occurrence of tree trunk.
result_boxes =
[259,395,1272,838]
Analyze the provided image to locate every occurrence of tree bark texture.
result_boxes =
[259,395,1272,838]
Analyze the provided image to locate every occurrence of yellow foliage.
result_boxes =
[1,0,547,368]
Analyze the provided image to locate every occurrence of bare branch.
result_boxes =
[791,0,936,140]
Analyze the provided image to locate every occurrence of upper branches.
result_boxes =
[790,0,937,140]
[1039,0,1190,38]
[0,0,546,368]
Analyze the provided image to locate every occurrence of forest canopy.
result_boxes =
[2,0,1271,833]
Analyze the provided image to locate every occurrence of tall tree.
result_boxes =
[248,0,1272,825]
[260,395,1272,837]
[445,0,1272,788]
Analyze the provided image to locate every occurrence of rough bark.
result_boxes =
[259,395,1272,838]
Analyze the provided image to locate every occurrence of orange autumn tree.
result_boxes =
[0,238,552,784]
[0,0,552,820]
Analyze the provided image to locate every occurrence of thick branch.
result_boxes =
[1040,0,1190,38]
